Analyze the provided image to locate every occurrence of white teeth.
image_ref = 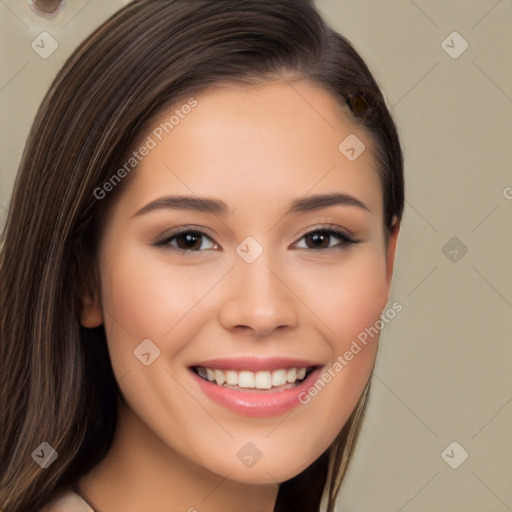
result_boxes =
[286,368,297,383]
[271,369,287,387]
[225,370,238,386]
[213,369,226,386]
[255,371,272,389]
[238,371,255,388]
[196,366,310,389]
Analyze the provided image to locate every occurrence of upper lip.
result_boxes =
[190,356,323,372]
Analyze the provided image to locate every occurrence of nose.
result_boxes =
[218,255,300,337]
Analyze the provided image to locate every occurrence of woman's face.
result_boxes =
[82,80,399,484]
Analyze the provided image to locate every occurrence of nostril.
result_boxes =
[30,0,63,16]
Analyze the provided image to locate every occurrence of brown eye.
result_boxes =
[155,230,219,252]
[304,231,331,249]
[175,232,203,250]
[295,229,356,251]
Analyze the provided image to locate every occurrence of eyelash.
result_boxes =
[153,226,360,253]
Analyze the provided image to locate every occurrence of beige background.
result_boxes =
[1,1,511,511]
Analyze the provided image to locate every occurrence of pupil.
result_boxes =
[307,232,329,249]
[178,233,201,250]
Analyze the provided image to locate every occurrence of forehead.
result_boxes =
[117,80,383,218]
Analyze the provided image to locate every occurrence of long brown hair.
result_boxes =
[0,1,404,510]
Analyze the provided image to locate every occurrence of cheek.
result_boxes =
[298,247,389,345]
[98,244,227,377]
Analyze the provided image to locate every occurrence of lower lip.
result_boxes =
[190,367,322,417]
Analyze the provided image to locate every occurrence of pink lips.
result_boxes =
[189,357,323,417]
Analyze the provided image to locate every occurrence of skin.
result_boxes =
[78,79,400,512]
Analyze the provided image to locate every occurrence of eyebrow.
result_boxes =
[134,196,228,216]
[288,193,371,214]
[133,192,371,217]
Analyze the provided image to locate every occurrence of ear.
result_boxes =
[79,288,104,328]
[385,216,401,287]
[78,266,104,328]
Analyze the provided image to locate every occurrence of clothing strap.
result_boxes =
[72,483,102,512]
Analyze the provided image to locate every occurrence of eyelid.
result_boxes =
[293,224,359,244]
[290,227,360,252]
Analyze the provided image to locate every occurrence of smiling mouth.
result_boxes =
[191,366,317,392]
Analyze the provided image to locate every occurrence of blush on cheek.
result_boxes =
[101,260,218,377]
[322,274,388,346]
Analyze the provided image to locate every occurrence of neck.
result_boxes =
[78,400,279,512]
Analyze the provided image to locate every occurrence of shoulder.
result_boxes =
[39,487,95,512]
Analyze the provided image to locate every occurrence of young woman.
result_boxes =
[0,1,404,511]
